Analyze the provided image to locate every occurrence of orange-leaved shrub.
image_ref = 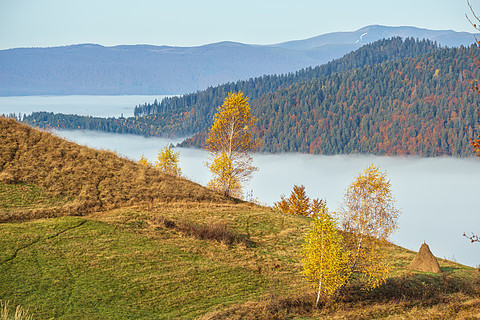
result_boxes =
[274,185,323,217]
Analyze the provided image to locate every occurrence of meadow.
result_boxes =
[1,118,480,319]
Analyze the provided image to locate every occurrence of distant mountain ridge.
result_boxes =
[0,25,478,96]
[274,25,477,49]
[22,38,480,157]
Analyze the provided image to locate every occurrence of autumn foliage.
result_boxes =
[275,185,310,216]
[471,135,480,156]
[155,145,182,176]
[300,166,400,307]
[205,92,261,198]
[274,185,324,217]
[302,201,350,307]
[338,165,400,289]
[206,153,243,199]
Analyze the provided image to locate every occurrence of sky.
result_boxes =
[0,0,479,49]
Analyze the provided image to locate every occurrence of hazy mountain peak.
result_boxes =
[274,25,478,50]
[1,25,478,96]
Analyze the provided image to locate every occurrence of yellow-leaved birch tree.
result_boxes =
[303,202,350,307]
[338,165,400,289]
[206,92,261,198]
[155,145,181,176]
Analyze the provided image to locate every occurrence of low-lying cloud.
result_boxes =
[55,129,480,267]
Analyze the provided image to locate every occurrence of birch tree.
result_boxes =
[206,92,261,198]
[338,165,400,289]
[156,145,181,176]
[302,202,350,307]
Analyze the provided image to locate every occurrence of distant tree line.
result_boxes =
[25,37,439,138]
[23,37,480,156]
[23,112,188,137]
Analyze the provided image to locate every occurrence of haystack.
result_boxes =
[407,242,442,273]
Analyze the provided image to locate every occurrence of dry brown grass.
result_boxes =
[155,215,251,246]
[201,283,480,320]
[0,300,33,320]
[0,118,234,221]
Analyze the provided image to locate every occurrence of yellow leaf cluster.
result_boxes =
[302,202,350,306]
[206,152,243,198]
[206,91,261,155]
[205,92,261,198]
[155,145,181,176]
[339,164,400,290]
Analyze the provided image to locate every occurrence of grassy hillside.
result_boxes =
[1,202,479,319]
[1,119,479,319]
[0,117,231,222]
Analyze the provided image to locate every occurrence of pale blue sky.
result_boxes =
[0,0,478,49]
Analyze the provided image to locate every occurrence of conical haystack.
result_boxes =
[407,243,442,273]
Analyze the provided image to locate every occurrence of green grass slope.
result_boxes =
[1,119,479,319]
[0,203,303,319]
[1,201,479,319]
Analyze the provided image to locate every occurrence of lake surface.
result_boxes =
[2,95,479,267]
[54,129,480,268]
[0,95,173,118]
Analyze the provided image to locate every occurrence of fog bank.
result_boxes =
[55,130,480,268]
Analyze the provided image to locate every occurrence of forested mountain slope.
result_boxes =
[22,39,480,156]
[249,50,480,156]
[133,37,439,118]
[23,38,440,136]
[180,45,480,156]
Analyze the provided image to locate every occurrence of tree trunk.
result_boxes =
[315,279,322,308]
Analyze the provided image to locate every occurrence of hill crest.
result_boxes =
[0,117,231,221]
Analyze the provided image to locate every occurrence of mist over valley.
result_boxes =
[53,128,480,268]
[2,17,480,317]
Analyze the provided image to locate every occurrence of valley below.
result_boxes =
[2,31,480,318]
[54,128,480,269]
[1,94,479,268]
